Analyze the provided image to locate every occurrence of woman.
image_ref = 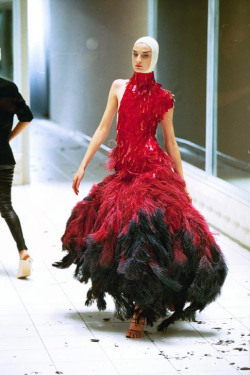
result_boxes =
[54,37,227,338]
[0,62,33,278]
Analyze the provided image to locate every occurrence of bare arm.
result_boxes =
[161,108,192,202]
[72,80,119,195]
[9,121,31,141]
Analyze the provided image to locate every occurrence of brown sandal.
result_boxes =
[126,316,145,339]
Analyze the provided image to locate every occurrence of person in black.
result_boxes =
[0,70,33,278]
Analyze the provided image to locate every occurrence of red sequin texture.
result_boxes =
[107,72,174,174]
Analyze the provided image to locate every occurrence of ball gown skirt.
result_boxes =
[53,72,227,328]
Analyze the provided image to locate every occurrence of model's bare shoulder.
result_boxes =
[111,80,129,105]
[112,79,129,89]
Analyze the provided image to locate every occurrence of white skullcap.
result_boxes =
[133,36,159,73]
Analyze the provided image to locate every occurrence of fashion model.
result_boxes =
[0,49,33,278]
[54,37,227,338]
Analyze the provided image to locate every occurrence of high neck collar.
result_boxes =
[130,71,156,88]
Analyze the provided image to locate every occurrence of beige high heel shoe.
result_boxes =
[17,255,33,279]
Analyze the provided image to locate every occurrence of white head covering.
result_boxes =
[133,36,159,73]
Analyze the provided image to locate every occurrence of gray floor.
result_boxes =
[0,119,249,375]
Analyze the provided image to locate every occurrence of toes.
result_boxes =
[126,330,141,339]
[126,329,142,338]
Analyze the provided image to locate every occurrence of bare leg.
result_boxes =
[126,307,145,339]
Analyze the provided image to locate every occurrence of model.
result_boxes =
[0,51,33,278]
[53,37,227,338]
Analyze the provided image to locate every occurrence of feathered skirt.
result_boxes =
[54,155,227,325]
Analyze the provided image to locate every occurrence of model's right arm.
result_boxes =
[72,80,119,195]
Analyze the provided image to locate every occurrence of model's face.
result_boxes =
[132,43,152,73]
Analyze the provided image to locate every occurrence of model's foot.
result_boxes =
[167,303,175,312]
[17,250,33,279]
[126,312,145,339]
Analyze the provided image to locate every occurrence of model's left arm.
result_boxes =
[161,108,192,202]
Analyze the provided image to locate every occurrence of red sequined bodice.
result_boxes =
[107,72,174,174]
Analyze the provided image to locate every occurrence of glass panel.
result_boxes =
[0,0,13,80]
[217,0,250,193]
[28,0,49,118]
[157,0,208,170]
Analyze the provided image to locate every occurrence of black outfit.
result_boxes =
[0,78,33,251]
